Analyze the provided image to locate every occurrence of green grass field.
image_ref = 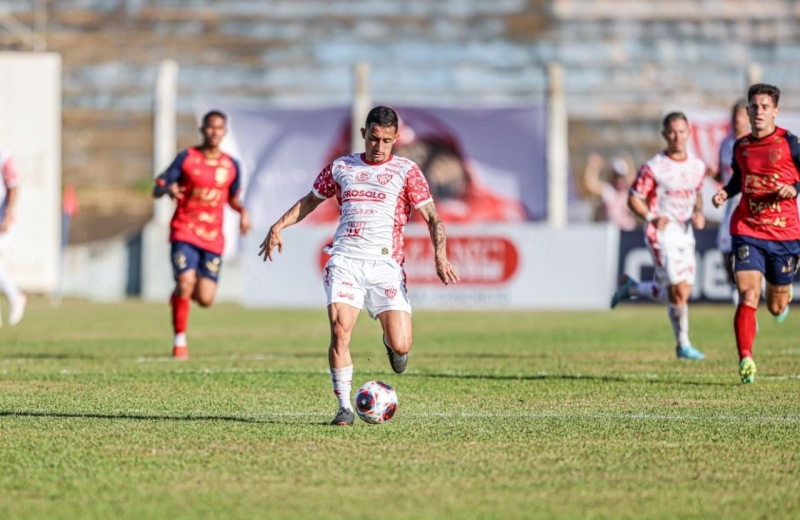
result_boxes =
[1,299,800,519]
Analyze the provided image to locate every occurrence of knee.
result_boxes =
[386,334,412,355]
[195,295,214,308]
[176,279,195,298]
[330,322,352,352]
[739,289,760,308]
[767,298,786,316]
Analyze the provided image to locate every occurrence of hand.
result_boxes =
[712,189,728,208]
[776,184,798,199]
[652,216,669,230]
[691,210,705,230]
[167,183,184,201]
[239,209,251,235]
[587,152,604,171]
[0,216,10,233]
[258,226,283,262]
[435,257,459,285]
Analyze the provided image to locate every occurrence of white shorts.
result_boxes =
[0,226,15,256]
[646,223,696,287]
[322,254,411,319]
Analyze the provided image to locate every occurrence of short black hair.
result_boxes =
[365,106,398,130]
[748,83,780,107]
[662,111,688,130]
[202,110,227,127]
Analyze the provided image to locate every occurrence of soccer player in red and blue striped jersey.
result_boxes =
[153,111,250,359]
[713,84,800,383]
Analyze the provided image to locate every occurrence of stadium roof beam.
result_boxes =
[0,0,47,52]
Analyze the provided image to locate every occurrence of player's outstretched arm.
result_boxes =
[417,202,459,285]
[259,191,325,262]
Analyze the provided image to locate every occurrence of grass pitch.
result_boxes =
[1,299,800,519]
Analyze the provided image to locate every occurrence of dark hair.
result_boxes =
[365,106,398,130]
[662,112,688,130]
[202,110,227,127]
[748,83,780,107]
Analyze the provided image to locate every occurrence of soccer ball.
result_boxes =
[354,380,398,424]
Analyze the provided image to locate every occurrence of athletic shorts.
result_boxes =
[322,254,411,319]
[646,222,696,287]
[731,235,800,286]
[171,241,222,282]
[0,226,14,256]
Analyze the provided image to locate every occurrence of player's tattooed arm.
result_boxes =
[259,191,325,262]
[417,202,459,285]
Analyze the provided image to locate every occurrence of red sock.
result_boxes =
[734,304,757,361]
[171,293,190,335]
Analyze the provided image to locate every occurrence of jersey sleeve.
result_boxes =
[630,164,656,199]
[696,160,707,193]
[405,164,434,208]
[155,150,188,188]
[2,156,20,189]
[724,140,743,198]
[229,158,242,199]
[785,131,800,182]
[312,163,336,199]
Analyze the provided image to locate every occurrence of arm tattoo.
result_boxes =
[422,205,447,258]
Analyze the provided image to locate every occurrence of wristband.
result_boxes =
[644,212,655,223]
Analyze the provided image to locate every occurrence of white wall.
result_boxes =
[0,52,61,293]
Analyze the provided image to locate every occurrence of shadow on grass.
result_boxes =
[401,372,728,387]
[0,410,324,425]
[1,353,97,360]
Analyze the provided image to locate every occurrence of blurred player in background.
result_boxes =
[717,99,751,305]
[610,113,707,360]
[153,111,250,359]
[581,152,637,230]
[0,149,26,327]
[713,84,800,384]
[259,106,459,426]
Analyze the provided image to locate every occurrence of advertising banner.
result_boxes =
[243,223,619,310]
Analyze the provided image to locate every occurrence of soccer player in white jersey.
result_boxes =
[0,149,26,327]
[259,106,460,426]
[610,113,707,360]
[717,100,751,306]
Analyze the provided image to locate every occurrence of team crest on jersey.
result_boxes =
[384,288,397,299]
[769,147,782,163]
[738,245,750,261]
[377,173,393,185]
[215,167,229,185]
[355,171,371,182]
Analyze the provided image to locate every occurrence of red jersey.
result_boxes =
[725,127,800,242]
[157,147,242,255]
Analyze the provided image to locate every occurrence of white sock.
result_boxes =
[0,266,22,304]
[631,281,664,302]
[174,333,187,347]
[668,304,691,347]
[330,365,353,411]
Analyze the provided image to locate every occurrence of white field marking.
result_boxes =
[7,409,799,424]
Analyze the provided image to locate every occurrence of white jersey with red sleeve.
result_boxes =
[312,153,433,265]
[631,152,706,227]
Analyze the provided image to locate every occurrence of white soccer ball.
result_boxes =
[354,380,398,424]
